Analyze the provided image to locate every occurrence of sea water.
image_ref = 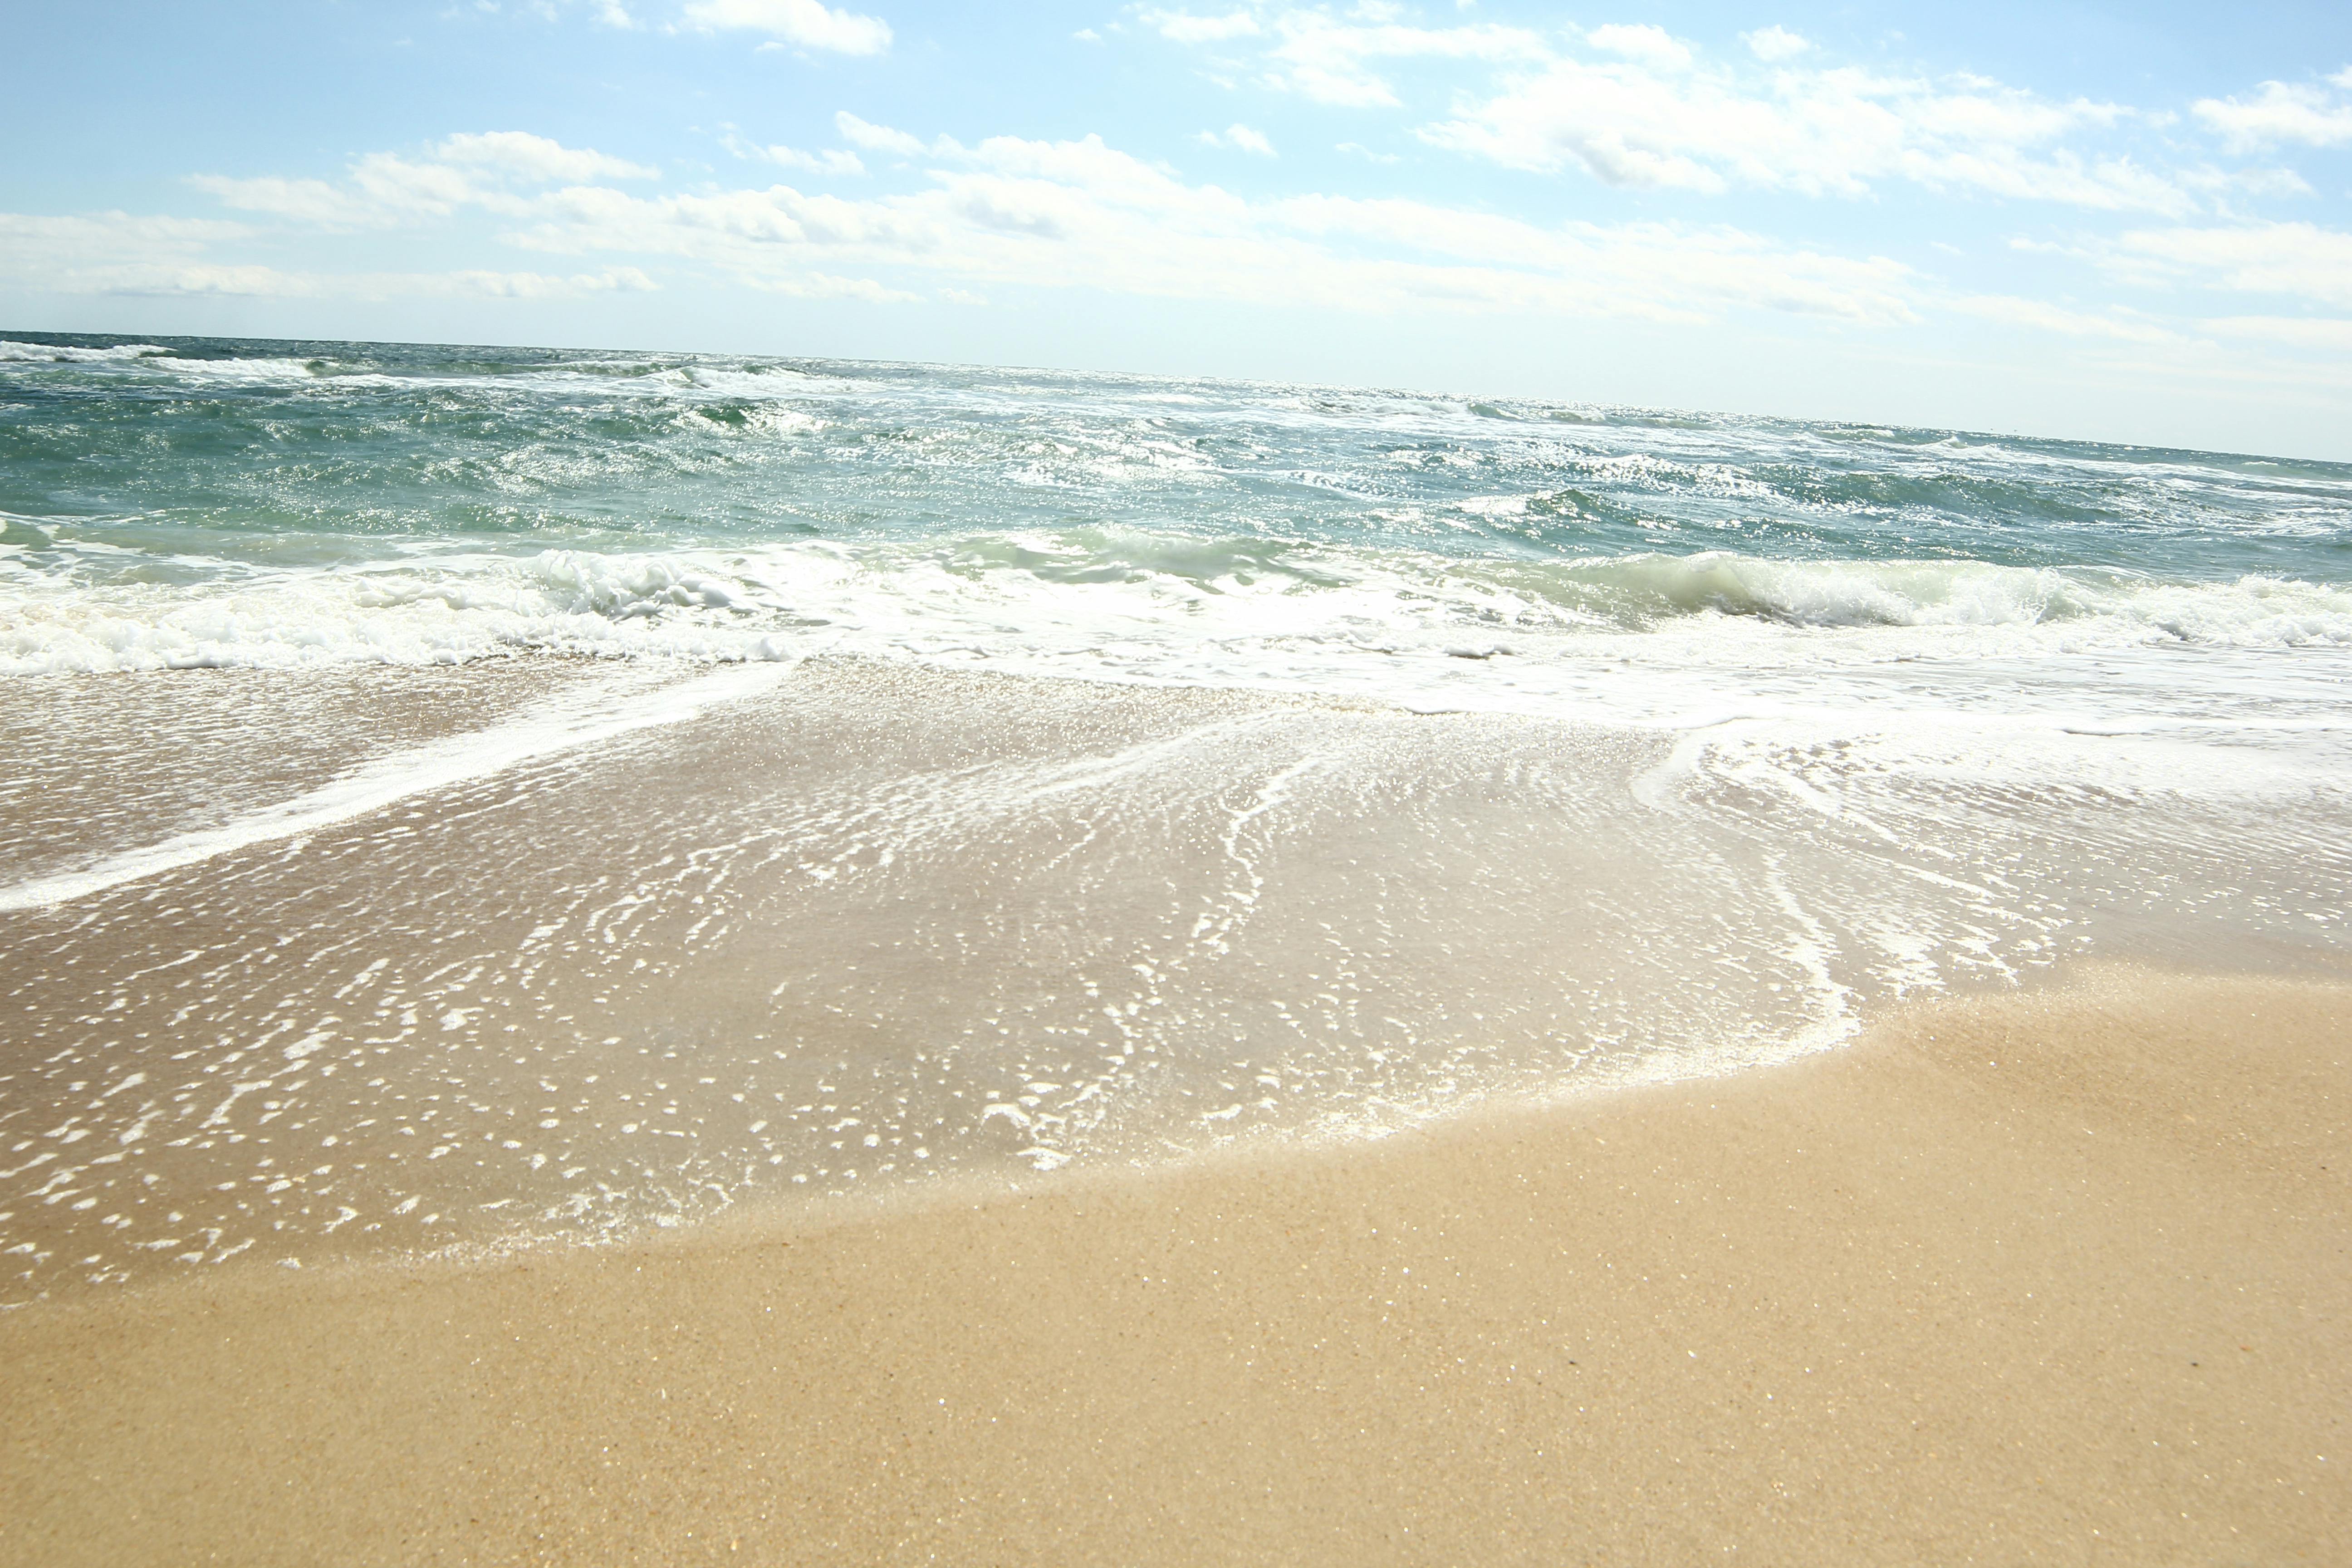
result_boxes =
[2,333,2347,1298]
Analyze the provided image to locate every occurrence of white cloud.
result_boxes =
[343,154,487,214]
[0,213,658,300]
[2197,164,2318,199]
[2202,314,2352,352]
[1149,15,2194,216]
[1584,24,1690,72]
[1198,123,1277,156]
[538,0,639,26]
[191,135,654,230]
[484,130,1920,325]
[835,111,929,157]
[157,113,2352,356]
[2191,79,2352,151]
[740,269,917,301]
[1951,294,2176,343]
[1270,16,1542,108]
[88,264,323,299]
[1742,25,1810,63]
[434,266,661,297]
[681,0,891,55]
[1156,9,1541,108]
[125,111,2348,355]
[729,135,867,176]
[1140,8,1262,44]
[187,174,387,229]
[2108,222,2352,308]
[0,212,256,293]
[1266,194,1916,323]
[158,121,1931,328]
[435,131,658,183]
[1422,53,2182,212]
[191,153,495,227]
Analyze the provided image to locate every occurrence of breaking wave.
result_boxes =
[6,533,2349,723]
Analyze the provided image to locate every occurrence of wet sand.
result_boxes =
[2,963,2345,1566]
[15,658,2349,1302]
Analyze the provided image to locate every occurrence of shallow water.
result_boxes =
[2,334,2348,1300]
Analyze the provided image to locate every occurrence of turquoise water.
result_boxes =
[5,334,2348,571]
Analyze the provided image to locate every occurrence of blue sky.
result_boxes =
[6,1,2352,456]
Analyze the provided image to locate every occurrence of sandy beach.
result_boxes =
[3,962,2342,1566]
[12,22,2352,1560]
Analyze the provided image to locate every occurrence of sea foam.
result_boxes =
[5,535,2347,724]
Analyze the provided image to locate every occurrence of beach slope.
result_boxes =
[2,965,2345,1566]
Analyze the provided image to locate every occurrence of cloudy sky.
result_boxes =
[7,1,2351,455]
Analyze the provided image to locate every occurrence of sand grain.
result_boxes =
[2,965,2345,1566]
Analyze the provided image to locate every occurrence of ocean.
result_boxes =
[4,331,2349,1300]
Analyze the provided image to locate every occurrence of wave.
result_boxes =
[13,338,2350,589]
[0,338,327,384]
[6,534,2348,706]
[1518,551,2352,639]
[0,339,176,363]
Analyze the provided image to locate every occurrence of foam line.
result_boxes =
[0,662,793,912]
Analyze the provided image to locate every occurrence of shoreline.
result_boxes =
[12,652,2347,1303]
[4,961,2345,1565]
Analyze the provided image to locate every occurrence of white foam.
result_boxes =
[0,340,321,381]
[4,537,2351,774]
[0,339,175,363]
[0,662,792,911]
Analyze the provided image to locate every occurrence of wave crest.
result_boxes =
[5,534,2348,698]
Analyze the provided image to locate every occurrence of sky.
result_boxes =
[5,1,2352,457]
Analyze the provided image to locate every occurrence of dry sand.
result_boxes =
[3,964,2346,1566]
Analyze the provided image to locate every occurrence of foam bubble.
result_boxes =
[0,339,175,363]
[5,536,2348,706]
